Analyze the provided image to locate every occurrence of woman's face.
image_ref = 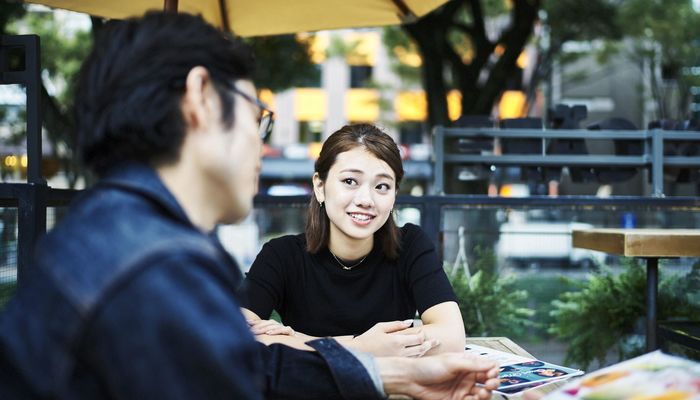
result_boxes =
[314,147,397,247]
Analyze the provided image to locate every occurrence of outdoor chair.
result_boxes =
[447,115,495,193]
[453,115,495,154]
[648,119,700,183]
[548,104,595,183]
[499,118,559,194]
[586,117,640,183]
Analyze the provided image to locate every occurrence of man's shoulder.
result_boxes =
[42,187,189,265]
[36,186,221,313]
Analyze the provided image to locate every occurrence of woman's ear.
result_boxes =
[181,66,212,132]
[312,172,325,204]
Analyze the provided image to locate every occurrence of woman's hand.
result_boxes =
[348,320,439,357]
[247,318,295,336]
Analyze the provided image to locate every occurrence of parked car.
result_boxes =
[496,220,605,269]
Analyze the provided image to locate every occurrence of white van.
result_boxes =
[496,218,606,269]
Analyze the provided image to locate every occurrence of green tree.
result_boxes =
[247,34,320,91]
[616,0,700,119]
[0,0,24,34]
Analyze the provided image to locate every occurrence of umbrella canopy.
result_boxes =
[28,0,449,36]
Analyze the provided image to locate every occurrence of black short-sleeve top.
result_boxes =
[243,223,457,337]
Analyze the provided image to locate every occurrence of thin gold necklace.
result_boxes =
[330,251,367,270]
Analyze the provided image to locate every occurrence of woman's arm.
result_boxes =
[414,301,466,355]
[241,308,438,356]
[399,225,466,355]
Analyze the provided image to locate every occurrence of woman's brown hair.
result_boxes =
[305,124,405,259]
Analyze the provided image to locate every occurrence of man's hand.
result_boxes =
[348,320,439,357]
[376,353,500,400]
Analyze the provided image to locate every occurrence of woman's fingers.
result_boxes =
[387,329,438,357]
[372,320,414,334]
[404,339,440,357]
[247,319,294,336]
[394,329,426,348]
[352,322,443,357]
[265,326,295,336]
[248,320,278,334]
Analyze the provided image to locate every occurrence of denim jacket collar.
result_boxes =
[99,162,195,230]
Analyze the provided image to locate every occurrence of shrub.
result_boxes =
[449,246,535,337]
[549,259,700,370]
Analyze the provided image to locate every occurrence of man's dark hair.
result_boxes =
[74,12,254,175]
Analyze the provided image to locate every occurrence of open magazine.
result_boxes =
[541,351,700,399]
[464,344,584,397]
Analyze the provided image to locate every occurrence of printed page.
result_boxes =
[465,343,584,396]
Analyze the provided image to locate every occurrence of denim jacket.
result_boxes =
[0,163,381,399]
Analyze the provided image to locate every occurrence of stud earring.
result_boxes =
[319,201,324,208]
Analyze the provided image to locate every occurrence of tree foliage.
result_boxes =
[617,0,700,119]
[0,0,24,34]
[544,0,621,47]
[247,34,320,91]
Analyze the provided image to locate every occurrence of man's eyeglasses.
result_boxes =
[232,87,274,142]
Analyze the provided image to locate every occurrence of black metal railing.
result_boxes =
[433,126,700,197]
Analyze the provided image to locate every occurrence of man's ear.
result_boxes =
[312,172,325,204]
[181,66,212,132]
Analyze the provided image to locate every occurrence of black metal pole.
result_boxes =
[646,257,659,351]
[24,36,43,186]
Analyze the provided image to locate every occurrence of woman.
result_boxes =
[242,124,465,357]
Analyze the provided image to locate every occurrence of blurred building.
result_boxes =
[551,40,653,129]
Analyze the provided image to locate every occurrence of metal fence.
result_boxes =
[433,126,700,197]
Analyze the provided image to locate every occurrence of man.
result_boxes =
[0,12,499,399]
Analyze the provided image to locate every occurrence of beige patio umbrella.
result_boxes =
[28,0,449,36]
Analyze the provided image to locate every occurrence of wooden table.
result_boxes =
[572,228,700,351]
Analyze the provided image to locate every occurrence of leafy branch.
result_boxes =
[449,246,535,337]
